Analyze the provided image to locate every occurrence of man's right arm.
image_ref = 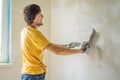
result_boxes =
[45,43,84,55]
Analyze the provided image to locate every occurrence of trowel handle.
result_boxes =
[81,42,90,49]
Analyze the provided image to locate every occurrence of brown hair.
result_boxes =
[23,4,41,25]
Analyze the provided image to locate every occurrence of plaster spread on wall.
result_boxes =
[51,0,120,80]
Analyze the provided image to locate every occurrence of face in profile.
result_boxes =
[33,12,44,27]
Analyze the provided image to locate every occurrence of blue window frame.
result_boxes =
[0,0,12,63]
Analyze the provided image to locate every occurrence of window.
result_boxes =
[0,0,12,63]
[0,1,2,56]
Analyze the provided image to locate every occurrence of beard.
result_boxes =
[36,23,43,26]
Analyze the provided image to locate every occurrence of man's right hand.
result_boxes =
[81,42,90,52]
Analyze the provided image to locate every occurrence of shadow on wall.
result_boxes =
[86,29,100,61]
[86,29,111,65]
[86,29,120,80]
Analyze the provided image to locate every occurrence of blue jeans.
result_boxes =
[21,73,45,80]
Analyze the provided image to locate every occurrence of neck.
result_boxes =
[29,25,37,29]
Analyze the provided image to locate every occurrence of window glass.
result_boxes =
[0,0,11,63]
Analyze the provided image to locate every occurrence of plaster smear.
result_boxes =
[50,0,120,80]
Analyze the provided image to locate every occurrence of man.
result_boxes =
[21,4,89,80]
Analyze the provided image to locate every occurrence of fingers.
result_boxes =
[81,42,90,52]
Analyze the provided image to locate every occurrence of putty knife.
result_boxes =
[81,28,96,48]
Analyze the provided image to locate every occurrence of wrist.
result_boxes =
[80,48,84,53]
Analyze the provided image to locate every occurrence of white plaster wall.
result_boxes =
[50,0,120,80]
[0,0,50,80]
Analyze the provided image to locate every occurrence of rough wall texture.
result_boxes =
[50,0,120,80]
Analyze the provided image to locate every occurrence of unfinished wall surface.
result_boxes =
[50,0,120,80]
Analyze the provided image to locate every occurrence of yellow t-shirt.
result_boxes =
[20,26,50,75]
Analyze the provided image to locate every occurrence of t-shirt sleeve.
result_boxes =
[34,31,50,51]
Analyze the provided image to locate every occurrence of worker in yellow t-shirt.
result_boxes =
[21,4,89,80]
